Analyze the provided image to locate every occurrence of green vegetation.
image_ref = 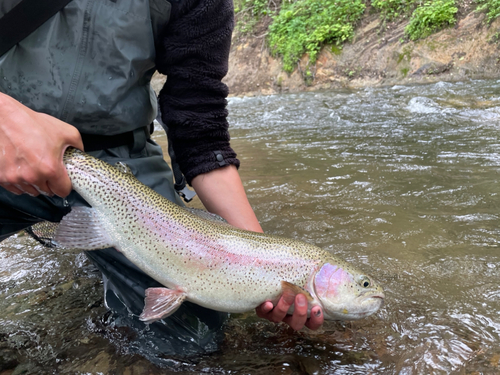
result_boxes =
[489,31,500,43]
[234,0,276,33]
[370,0,459,41]
[266,0,365,73]
[234,0,271,16]
[234,0,499,75]
[371,0,418,21]
[331,44,343,56]
[396,46,412,64]
[476,0,500,23]
[371,0,459,41]
[405,0,458,40]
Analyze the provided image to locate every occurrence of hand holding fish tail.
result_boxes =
[0,93,83,198]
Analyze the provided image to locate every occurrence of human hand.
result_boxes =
[0,93,83,197]
[256,293,324,331]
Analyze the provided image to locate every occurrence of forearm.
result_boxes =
[157,0,237,184]
[191,165,263,232]
[192,164,324,330]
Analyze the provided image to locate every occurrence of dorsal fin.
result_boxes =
[114,161,133,175]
[183,207,230,225]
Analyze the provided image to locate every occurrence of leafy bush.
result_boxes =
[234,0,270,16]
[371,0,418,21]
[476,0,500,23]
[234,0,277,34]
[404,0,457,40]
[267,0,365,73]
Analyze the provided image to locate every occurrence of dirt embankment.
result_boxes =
[223,9,500,97]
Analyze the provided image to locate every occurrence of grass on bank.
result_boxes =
[371,0,457,41]
[234,0,500,74]
[267,0,365,73]
[476,0,500,22]
[371,0,418,21]
[404,0,458,40]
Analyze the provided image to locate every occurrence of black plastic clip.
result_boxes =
[213,150,227,167]
[174,175,196,203]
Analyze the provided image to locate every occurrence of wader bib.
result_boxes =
[0,0,228,360]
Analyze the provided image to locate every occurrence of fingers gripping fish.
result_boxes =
[54,148,385,324]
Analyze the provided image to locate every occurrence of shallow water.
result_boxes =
[2,79,500,374]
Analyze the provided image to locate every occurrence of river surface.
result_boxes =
[1,79,500,374]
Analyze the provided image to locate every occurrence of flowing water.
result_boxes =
[1,79,500,374]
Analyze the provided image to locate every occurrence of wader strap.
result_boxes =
[130,126,150,157]
[81,126,151,152]
[155,107,196,203]
[0,0,73,57]
[167,136,196,202]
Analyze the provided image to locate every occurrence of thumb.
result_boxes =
[48,146,74,198]
[47,164,72,198]
[69,135,84,152]
[63,126,84,152]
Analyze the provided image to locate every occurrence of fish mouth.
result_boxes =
[329,294,384,321]
[362,290,385,301]
[364,294,385,307]
[355,293,385,317]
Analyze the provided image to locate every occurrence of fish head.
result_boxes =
[313,261,384,321]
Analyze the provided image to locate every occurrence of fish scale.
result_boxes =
[56,147,384,322]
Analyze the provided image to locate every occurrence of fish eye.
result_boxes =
[359,276,371,288]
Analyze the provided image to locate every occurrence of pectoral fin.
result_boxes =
[281,281,314,302]
[139,287,187,324]
[54,206,115,250]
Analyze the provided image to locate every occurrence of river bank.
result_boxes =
[150,8,500,97]
[223,8,500,96]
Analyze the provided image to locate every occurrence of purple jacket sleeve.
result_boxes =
[156,0,239,185]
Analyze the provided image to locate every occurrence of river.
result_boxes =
[1,79,499,374]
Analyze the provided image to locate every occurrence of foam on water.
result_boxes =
[2,80,500,373]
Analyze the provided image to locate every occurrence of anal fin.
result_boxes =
[139,287,187,324]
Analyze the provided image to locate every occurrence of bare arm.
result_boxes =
[191,165,262,232]
[159,0,323,331]
[191,165,324,330]
[0,92,83,197]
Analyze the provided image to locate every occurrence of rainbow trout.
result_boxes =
[54,148,384,323]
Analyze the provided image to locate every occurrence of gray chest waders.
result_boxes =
[0,0,225,360]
